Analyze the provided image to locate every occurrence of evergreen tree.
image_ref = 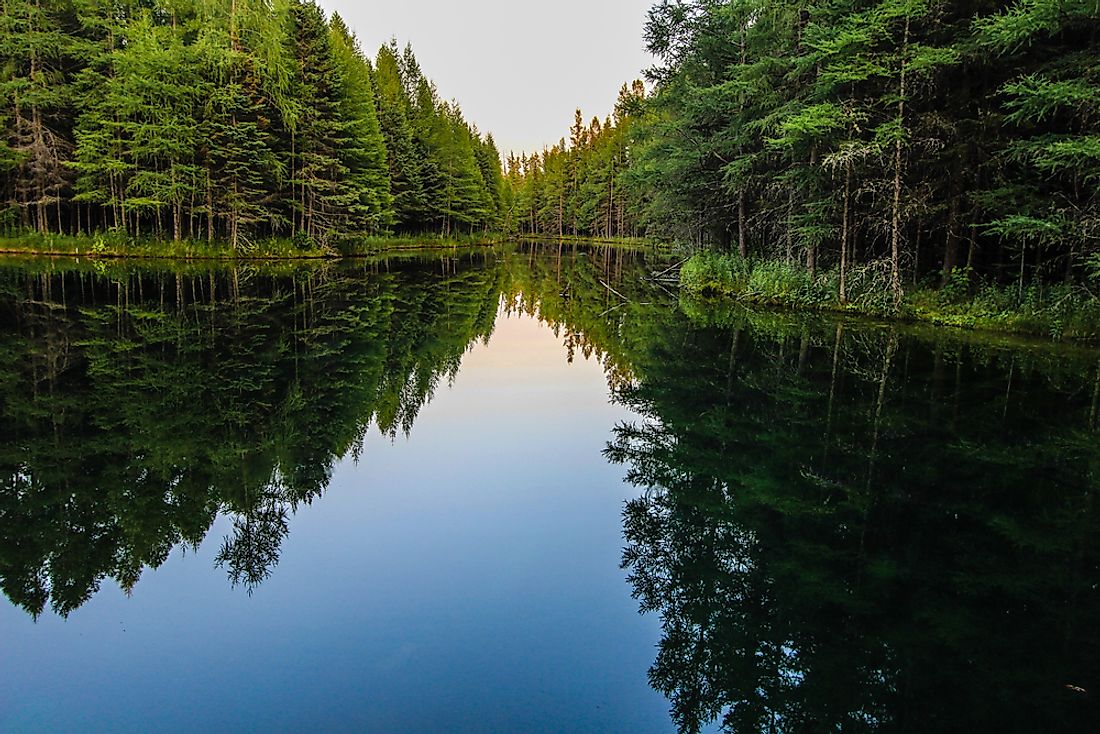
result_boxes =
[0,0,78,233]
[619,0,1098,299]
[0,0,504,244]
[204,51,282,250]
[474,132,504,228]
[287,0,348,244]
[374,41,425,232]
[329,14,393,234]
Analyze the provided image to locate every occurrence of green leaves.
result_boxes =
[1002,76,1100,122]
[974,0,1096,52]
[906,43,959,74]
[627,0,1098,294]
[984,212,1068,244]
[1008,135,1100,179]
[769,103,849,149]
[0,0,504,243]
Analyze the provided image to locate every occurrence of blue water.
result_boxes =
[0,310,670,734]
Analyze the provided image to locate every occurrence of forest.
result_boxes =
[3,0,1100,333]
[510,0,1100,333]
[504,81,649,241]
[0,0,505,249]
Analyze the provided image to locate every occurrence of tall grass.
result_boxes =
[680,252,1100,341]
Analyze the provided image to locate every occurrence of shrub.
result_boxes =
[679,252,745,294]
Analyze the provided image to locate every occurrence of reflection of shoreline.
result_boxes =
[0,244,654,617]
[0,235,506,262]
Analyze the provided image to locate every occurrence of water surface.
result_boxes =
[1,244,1098,732]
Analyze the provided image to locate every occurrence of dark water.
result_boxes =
[1,244,1098,733]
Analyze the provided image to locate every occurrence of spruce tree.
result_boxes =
[287,0,348,244]
[204,49,282,249]
[329,12,393,234]
[374,42,425,232]
[0,0,77,233]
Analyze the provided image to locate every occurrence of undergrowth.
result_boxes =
[680,251,1100,341]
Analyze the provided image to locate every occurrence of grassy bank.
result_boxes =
[0,231,501,260]
[680,252,1100,342]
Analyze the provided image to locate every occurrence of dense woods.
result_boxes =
[4,0,1097,322]
[505,81,648,240]
[509,0,1099,324]
[631,0,1100,300]
[0,0,504,248]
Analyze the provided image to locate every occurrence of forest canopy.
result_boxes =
[511,0,1099,306]
[0,0,506,248]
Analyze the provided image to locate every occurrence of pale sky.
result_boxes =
[318,0,655,156]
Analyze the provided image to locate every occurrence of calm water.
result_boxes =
[1,244,1098,733]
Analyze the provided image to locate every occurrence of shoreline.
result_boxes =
[682,282,1100,345]
[0,233,664,262]
[678,253,1100,344]
[0,235,504,262]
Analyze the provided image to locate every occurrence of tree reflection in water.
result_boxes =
[607,302,1100,733]
[0,244,646,615]
[2,246,1098,732]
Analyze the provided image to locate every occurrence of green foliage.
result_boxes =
[1087,252,1100,283]
[328,15,391,234]
[509,82,647,239]
[617,0,1099,300]
[0,0,502,245]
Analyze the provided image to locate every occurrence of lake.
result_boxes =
[1,243,1098,733]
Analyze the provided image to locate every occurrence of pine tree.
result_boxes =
[203,44,282,249]
[287,0,348,244]
[0,0,505,244]
[474,132,504,229]
[374,42,425,232]
[329,12,393,234]
[0,0,78,233]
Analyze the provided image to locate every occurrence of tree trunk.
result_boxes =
[890,16,911,307]
[912,226,921,285]
[1091,360,1099,431]
[942,194,960,283]
[1018,244,1026,299]
[558,189,563,239]
[785,189,794,264]
[966,222,977,269]
[206,166,214,242]
[738,191,747,258]
[840,165,851,303]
